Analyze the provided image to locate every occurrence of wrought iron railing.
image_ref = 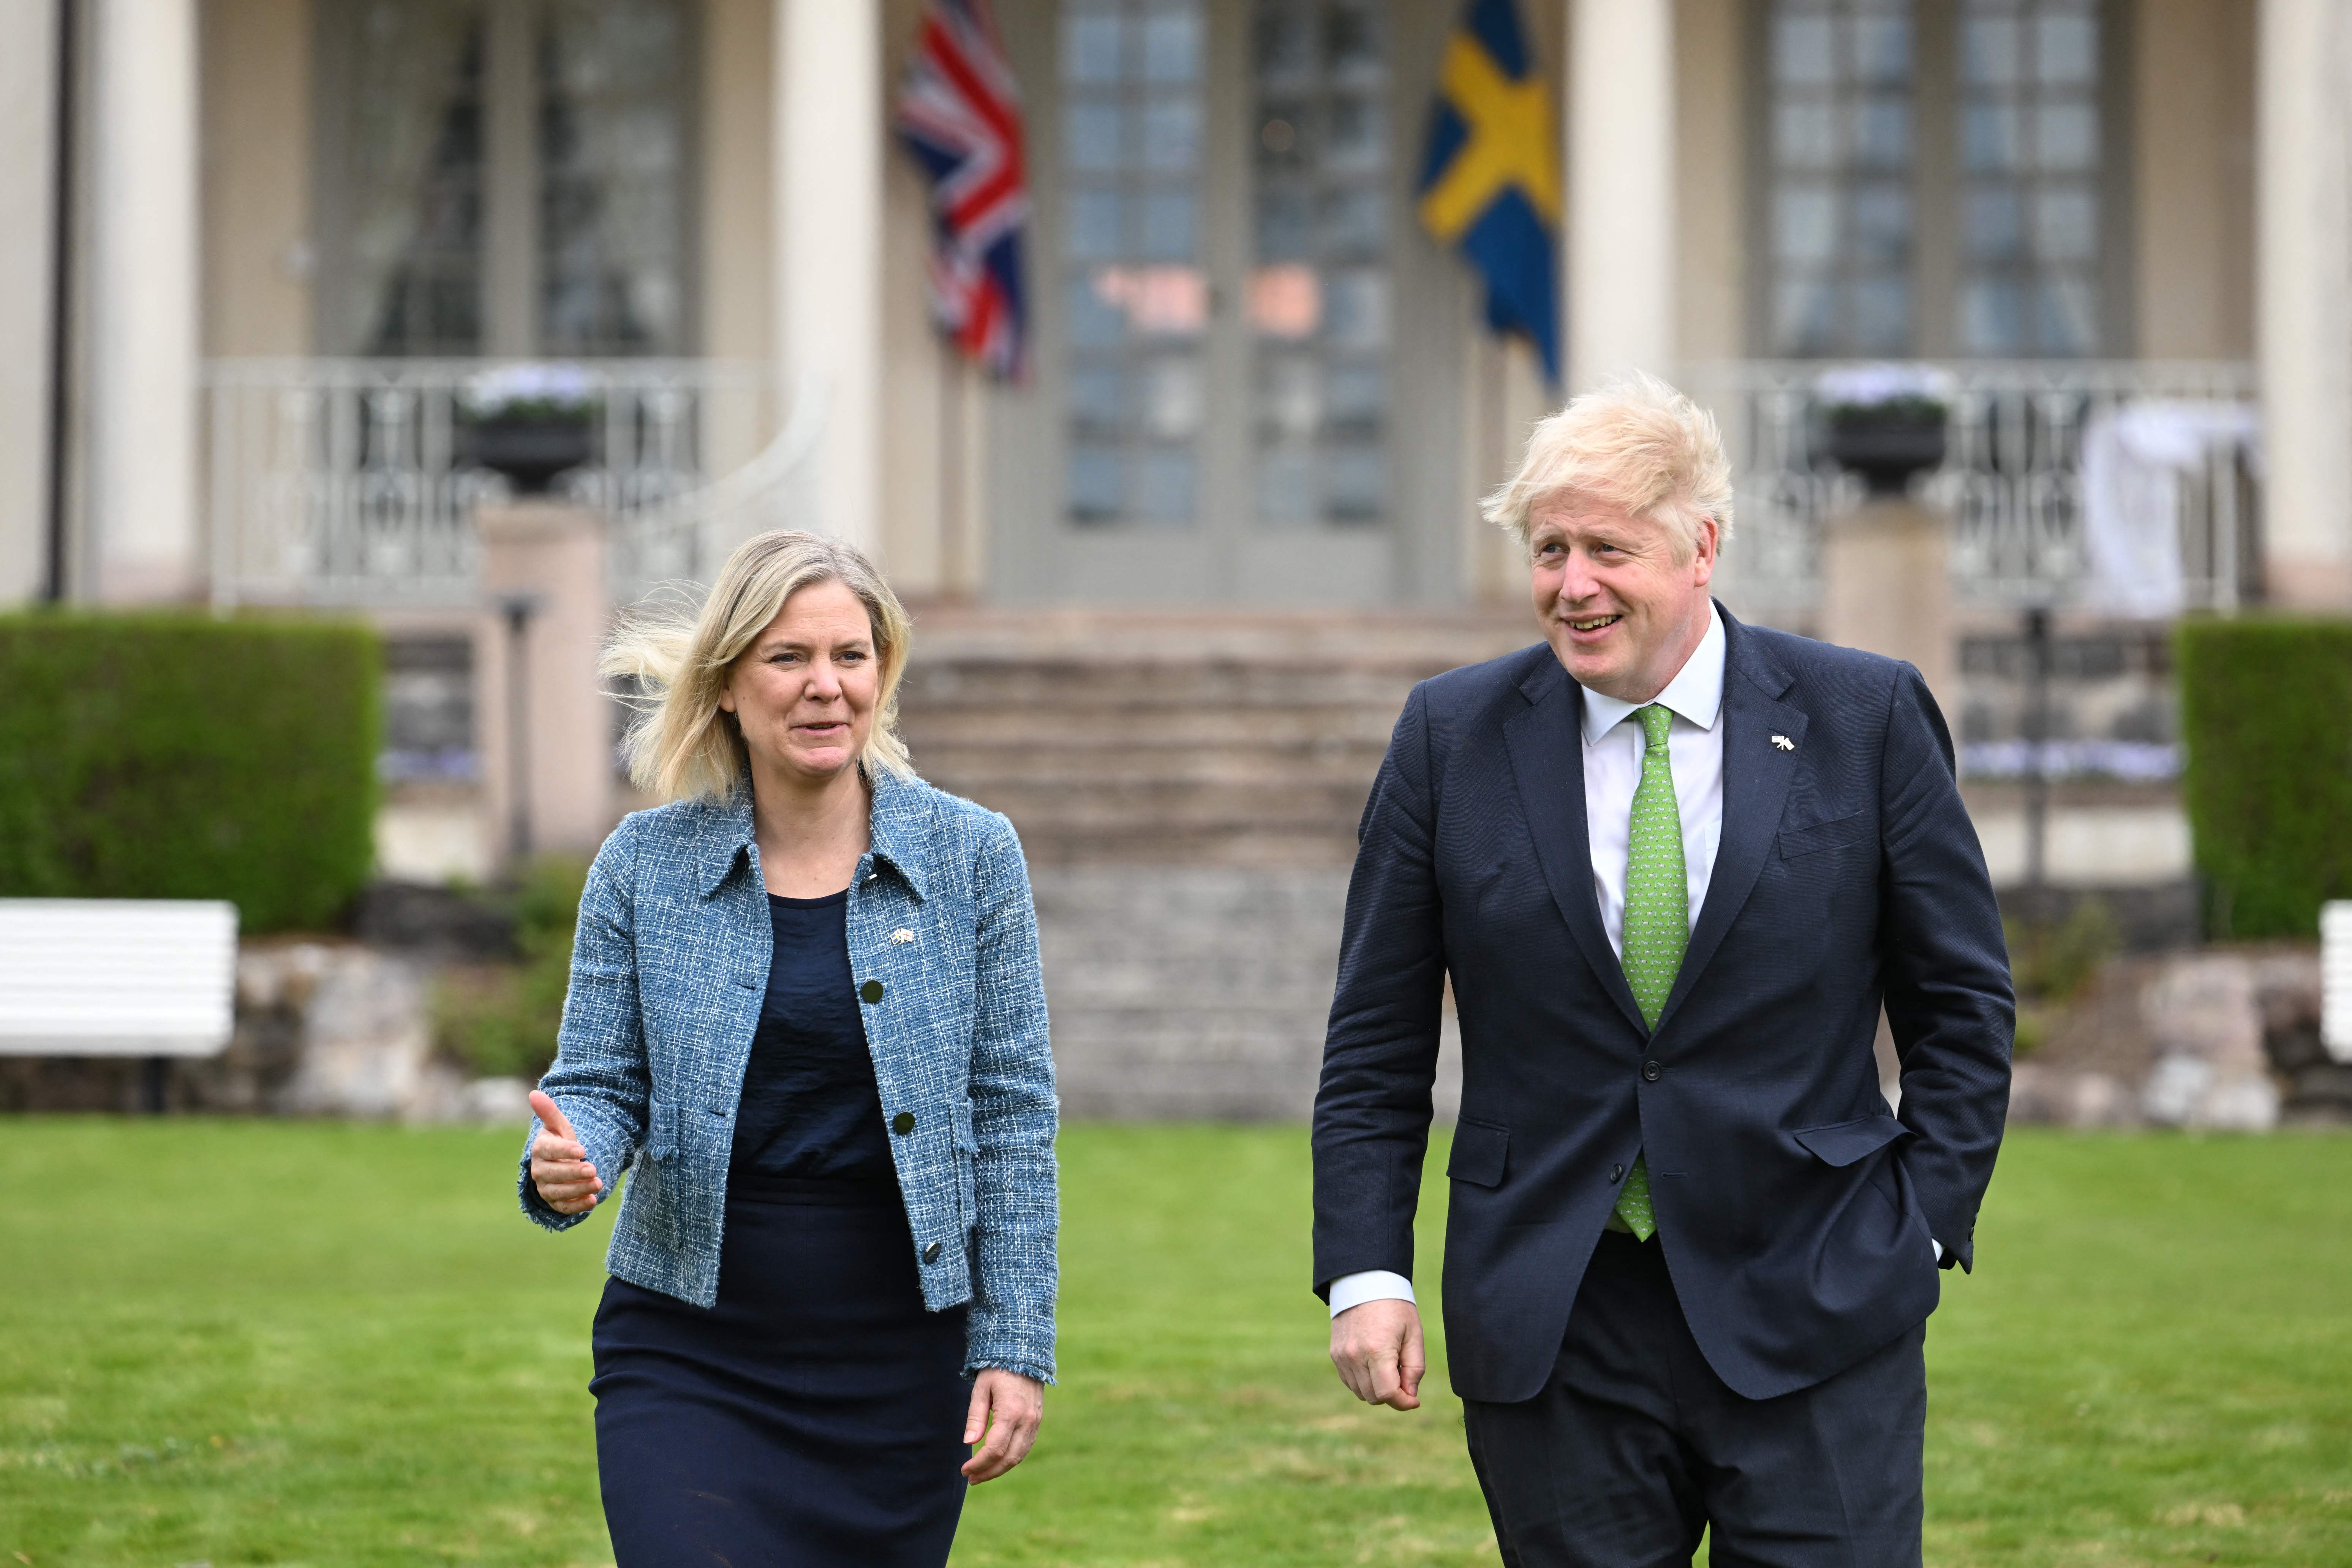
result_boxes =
[1683,360,2262,618]
[202,359,822,610]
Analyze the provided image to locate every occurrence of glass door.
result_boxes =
[995,0,1466,606]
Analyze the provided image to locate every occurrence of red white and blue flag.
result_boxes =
[896,0,1029,379]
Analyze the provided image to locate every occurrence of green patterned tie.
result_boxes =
[1612,703,1686,1242]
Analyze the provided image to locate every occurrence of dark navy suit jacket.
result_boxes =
[1310,607,2012,1403]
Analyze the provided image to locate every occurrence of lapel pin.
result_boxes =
[890,928,917,944]
[1770,734,1796,751]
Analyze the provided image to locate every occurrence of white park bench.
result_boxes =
[0,899,239,1110]
[2325,901,2352,1065]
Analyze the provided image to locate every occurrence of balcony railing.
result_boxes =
[202,359,822,610]
[1685,360,2262,618]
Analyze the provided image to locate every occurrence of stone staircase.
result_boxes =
[896,607,1524,1117]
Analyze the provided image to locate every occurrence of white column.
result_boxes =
[2257,0,2352,608]
[87,0,201,602]
[1567,0,1675,395]
[0,0,59,605]
[774,0,884,555]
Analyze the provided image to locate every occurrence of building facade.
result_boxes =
[4,0,2341,1111]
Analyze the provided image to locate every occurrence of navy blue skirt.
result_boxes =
[590,1184,971,1567]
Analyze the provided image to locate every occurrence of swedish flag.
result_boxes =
[1418,0,1560,382]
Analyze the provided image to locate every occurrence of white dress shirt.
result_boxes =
[1329,606,1729,1317]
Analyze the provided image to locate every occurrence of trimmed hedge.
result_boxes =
[0,613,382,933]
[2176,616,2352,940]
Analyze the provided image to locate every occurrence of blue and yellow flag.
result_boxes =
[1418,0,1560,382]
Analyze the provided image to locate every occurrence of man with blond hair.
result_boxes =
[1312,375,2011,1565]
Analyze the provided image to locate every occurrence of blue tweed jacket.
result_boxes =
[517,766,1058,1384]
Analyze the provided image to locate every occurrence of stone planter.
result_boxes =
[464,415,594,494]
[1816,410,1947,496]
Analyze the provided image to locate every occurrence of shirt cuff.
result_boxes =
[1328,1270,1416,1317]
[1933,1239,1944,1263]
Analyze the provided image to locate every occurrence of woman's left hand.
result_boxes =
[961,1369,1043,1483]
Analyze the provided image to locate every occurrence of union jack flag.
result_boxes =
[896,0,1029,378]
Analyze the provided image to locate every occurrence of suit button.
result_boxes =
[923,1241,942,1263]
[1611,1163,1626,1182]
[892,1111,917,1135]
[860,979,885,1004]
[1641,1060,1663,1082]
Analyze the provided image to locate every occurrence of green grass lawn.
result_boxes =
[2,1122,2347,1567]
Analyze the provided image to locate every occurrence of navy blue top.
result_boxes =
[728,891,896,1193]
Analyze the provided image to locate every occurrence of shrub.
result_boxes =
[432,857,588,1081]
[0,612,381,933]
[2176,616,2352,940]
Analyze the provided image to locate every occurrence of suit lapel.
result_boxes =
[1654,611,1806,1032]
[1502,658,1648,1035]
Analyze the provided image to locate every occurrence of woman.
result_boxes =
[518,530,1056,1566]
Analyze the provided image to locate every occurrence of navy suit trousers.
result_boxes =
[1463,1230,1926,1568]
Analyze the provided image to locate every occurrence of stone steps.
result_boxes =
[894,610,1515,1118]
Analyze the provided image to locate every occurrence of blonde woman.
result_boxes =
[518,531,1056,1566]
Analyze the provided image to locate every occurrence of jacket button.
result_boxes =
[892,1111,916,1135]
[1610,1163,1625,1182]
[860,979,885,1004]
[923,1241,942,1263]
[1641,1060,1663,1082]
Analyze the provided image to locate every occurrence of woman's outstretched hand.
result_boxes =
[961,1369,1043,1483]
[528,1090,605,1215]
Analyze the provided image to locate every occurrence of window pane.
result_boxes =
[1139,96,1200,170]
[1138,355,1206,439]
[1960,277,2025,354]
[1064,11,1123,83]
[1326,444,1384,522]
[1850,14,1911,84]
[1776,102,1840,168]
[1773,275,1840,356]
[1961,17,2020,86]
[2035,275,2099,354]
[2032,187,2098,261]
[1853,183,1911,263]
[1774,17,1835,85]
[1138,191,1197,259]
[2035,14,2098,85]
[1069,364,1124,430]
[1141,8,1201,82]
[1066,100,1125,172]
[1775,186,1840,263]
[1132,450,1196,520]
[1068,190,1124,259]
[1258,186,1312,259]
[1853,95,1911,169]
[1963,187,2025,260]
[1258,447,1317,522]
[1069,446,1123,520]
[1963,102,2020,172]
[1853,276,1911,353]
[2034,102,2098,170]
[1323,187,1385,254]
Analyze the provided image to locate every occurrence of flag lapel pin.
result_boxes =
[1770,734,1796,751]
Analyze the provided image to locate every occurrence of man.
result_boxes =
[1312,376,2011,1566]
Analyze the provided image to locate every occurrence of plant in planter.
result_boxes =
[1812,363,1955,496]
[459,363,599,494]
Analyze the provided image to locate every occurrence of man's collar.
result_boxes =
[1577,601,1727,746]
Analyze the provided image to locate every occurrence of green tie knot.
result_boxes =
[1638,703,1673,754]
